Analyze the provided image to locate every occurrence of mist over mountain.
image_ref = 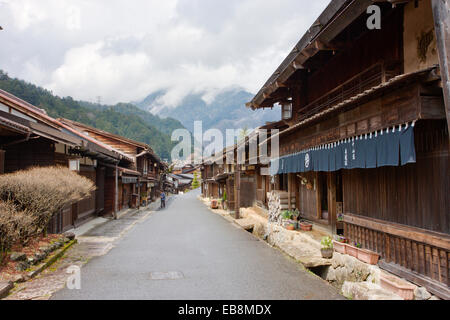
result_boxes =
[134,88,280,134]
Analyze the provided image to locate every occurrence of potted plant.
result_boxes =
[281,210,292,227]
[286,224,295,231]
[222,191,227,210]
[357,247,380,265]
[346,241,360,258]
[299,220,312,231]
[320,236,334,259]
[332,235,348,254]
[380,273,416,300]
[291,209,300,221]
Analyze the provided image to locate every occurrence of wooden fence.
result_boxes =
[344,213,450,299]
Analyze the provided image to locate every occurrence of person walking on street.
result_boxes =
[160,191,166,209]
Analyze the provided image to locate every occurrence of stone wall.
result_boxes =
[239,207,441,300]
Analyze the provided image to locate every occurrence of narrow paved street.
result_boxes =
[52,191,343,300]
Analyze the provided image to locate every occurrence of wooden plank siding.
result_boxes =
[297,172,318,221]
[293,6,404,123]
[280,83,443,156]
[104,170,116,216]
[342,119,449,295]
[4,138,55,172]
[342,120,449,234]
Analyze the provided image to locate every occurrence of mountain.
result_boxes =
[0,70,184,160]
[134,88,280,135]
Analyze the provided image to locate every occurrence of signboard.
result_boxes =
[122,176,138,184]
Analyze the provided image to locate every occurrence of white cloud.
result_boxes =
[0,0,330,106]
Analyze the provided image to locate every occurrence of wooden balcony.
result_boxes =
[344,214,450,299]
[298,61,401,121]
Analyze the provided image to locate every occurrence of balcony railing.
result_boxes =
[298,61,401,121]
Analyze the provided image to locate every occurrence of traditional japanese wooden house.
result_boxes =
[166,173,194,194]
[246,0,449,298]
[0,89,121,232]
[59,119,165,213]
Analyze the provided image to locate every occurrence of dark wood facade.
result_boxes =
[245,0,450,298]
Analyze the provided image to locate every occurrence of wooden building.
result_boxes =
[0,89,119,232]
[245,0,449,298]
[166,173,194,194]
[0,89,165,233]
[59,119,165,213]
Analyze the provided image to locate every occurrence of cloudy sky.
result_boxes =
[0,0,329,106]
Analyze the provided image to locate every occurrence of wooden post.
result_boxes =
[288,173,292,210]
[114,165,118,220]
[316,172,322,220]
[235,164,240,219]
[328,172,337,234]
[137,177,141,210]
[432,0,450,138]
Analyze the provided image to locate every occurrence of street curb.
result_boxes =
[0,281,13,299]
[1,239,77,300]
[27,239,77,279]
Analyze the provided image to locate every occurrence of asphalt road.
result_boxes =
[52,190,343,300]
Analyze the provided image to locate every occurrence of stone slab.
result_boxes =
[0,281,13,299]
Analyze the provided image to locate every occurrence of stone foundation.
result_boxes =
[236,206,441,300]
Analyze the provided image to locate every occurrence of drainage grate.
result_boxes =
[149,271,184,280]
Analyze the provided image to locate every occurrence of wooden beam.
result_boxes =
[275,81,287,88]
[292,61,305,70]
[432,0,450,139]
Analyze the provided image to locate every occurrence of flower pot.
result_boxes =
[356,248,380,265]
[380,273,416,300]
[286,225,295,231]
[346,245,358,258]
[211,199,218,209]
[321,248,333,259]
[299,222,312,231]
[332,240,347,254]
